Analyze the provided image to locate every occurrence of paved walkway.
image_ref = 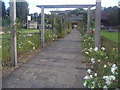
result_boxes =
[3,29,87,88]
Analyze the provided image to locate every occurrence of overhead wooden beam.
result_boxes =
[95,0,101,48]
[10,0,17,66]
[87,7,91,35]
[37,4,96,8]
[41,7,45,47]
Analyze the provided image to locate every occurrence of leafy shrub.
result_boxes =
[82,32,119,89]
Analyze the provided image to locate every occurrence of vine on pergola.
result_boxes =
[50,13,72,38]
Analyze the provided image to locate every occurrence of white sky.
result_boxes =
[4,0,119,14]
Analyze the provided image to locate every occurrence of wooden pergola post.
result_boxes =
[53,14,56,32]
[95,0,101,48]
[41,7,45,47]
[87,6,91,35]
[10,0,17,66]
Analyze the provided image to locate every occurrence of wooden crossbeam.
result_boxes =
[37,4,96,8]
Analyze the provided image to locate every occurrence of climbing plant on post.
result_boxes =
[51,14,57,34]
[56,17,63,38]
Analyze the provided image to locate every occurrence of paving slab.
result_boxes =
[3,29,87,88]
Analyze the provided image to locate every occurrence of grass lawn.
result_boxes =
[1,30,57,66]
[18,29,40,33]
[18,29,53,33]
[101,30,119,43]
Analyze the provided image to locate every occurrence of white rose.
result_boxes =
[94,73,97,77]
[90,75,93,78]
[103,85,108,89]
[106,56,108,59]
[83,75,90,80]
[83,81,87,87]
[106,80,111,85]
[104,64,107,68]
[33,47,35,50]
[85,52,89,54]
[91,58,95,63]
[109,75,116,80]
[112,64,117,68]
[98,60,101,62]
[94,47,98,51]
[87,69,92,73]
[91,86,94,89]
[90,47,92,50]
[101,47,105,51]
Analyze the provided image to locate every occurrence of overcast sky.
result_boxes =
[4,0,119,14]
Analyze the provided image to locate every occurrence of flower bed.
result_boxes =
[80,29,119,89]
[2,30,58,67]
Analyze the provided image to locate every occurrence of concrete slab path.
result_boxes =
[3,29,87,88]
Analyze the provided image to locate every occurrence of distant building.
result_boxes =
[28,21,38,29]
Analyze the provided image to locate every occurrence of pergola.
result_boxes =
[36,0,101,48]
[10,0,101,66]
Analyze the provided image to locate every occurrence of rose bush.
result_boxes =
[81,30,119,89]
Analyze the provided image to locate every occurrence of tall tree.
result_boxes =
[0,1,6,26]
[2,2,6,18]
[0,1,2,27]
[104,6,118,26]
[16,0,29,27]
[33,13,38,21]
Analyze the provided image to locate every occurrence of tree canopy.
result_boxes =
[16,0,29,21]
[1,0,29,29]
[0,1,6,19]
[104,6,118,26]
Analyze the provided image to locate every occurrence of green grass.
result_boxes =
[18,29,39,31]
[101,30,119,42]
[1,30,58,66]
[18,29,40,33]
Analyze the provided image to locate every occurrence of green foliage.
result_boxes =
[44,30,58,42]
[0,1,6,19]
[68,8,87,23]
[104,6,118,26]
[15,18,24,30]
[2,0,29,28]
[69,8,86,15]
[2,30,58,67]
[101,30,119,42]
[77,21,87,36]
[51,14,72,38]
[82,32,119,88]
[16,1,29,21]
[17,33,40,51]
[83,63,118,88]
[79,20,119,88]
[82,35,94,49]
